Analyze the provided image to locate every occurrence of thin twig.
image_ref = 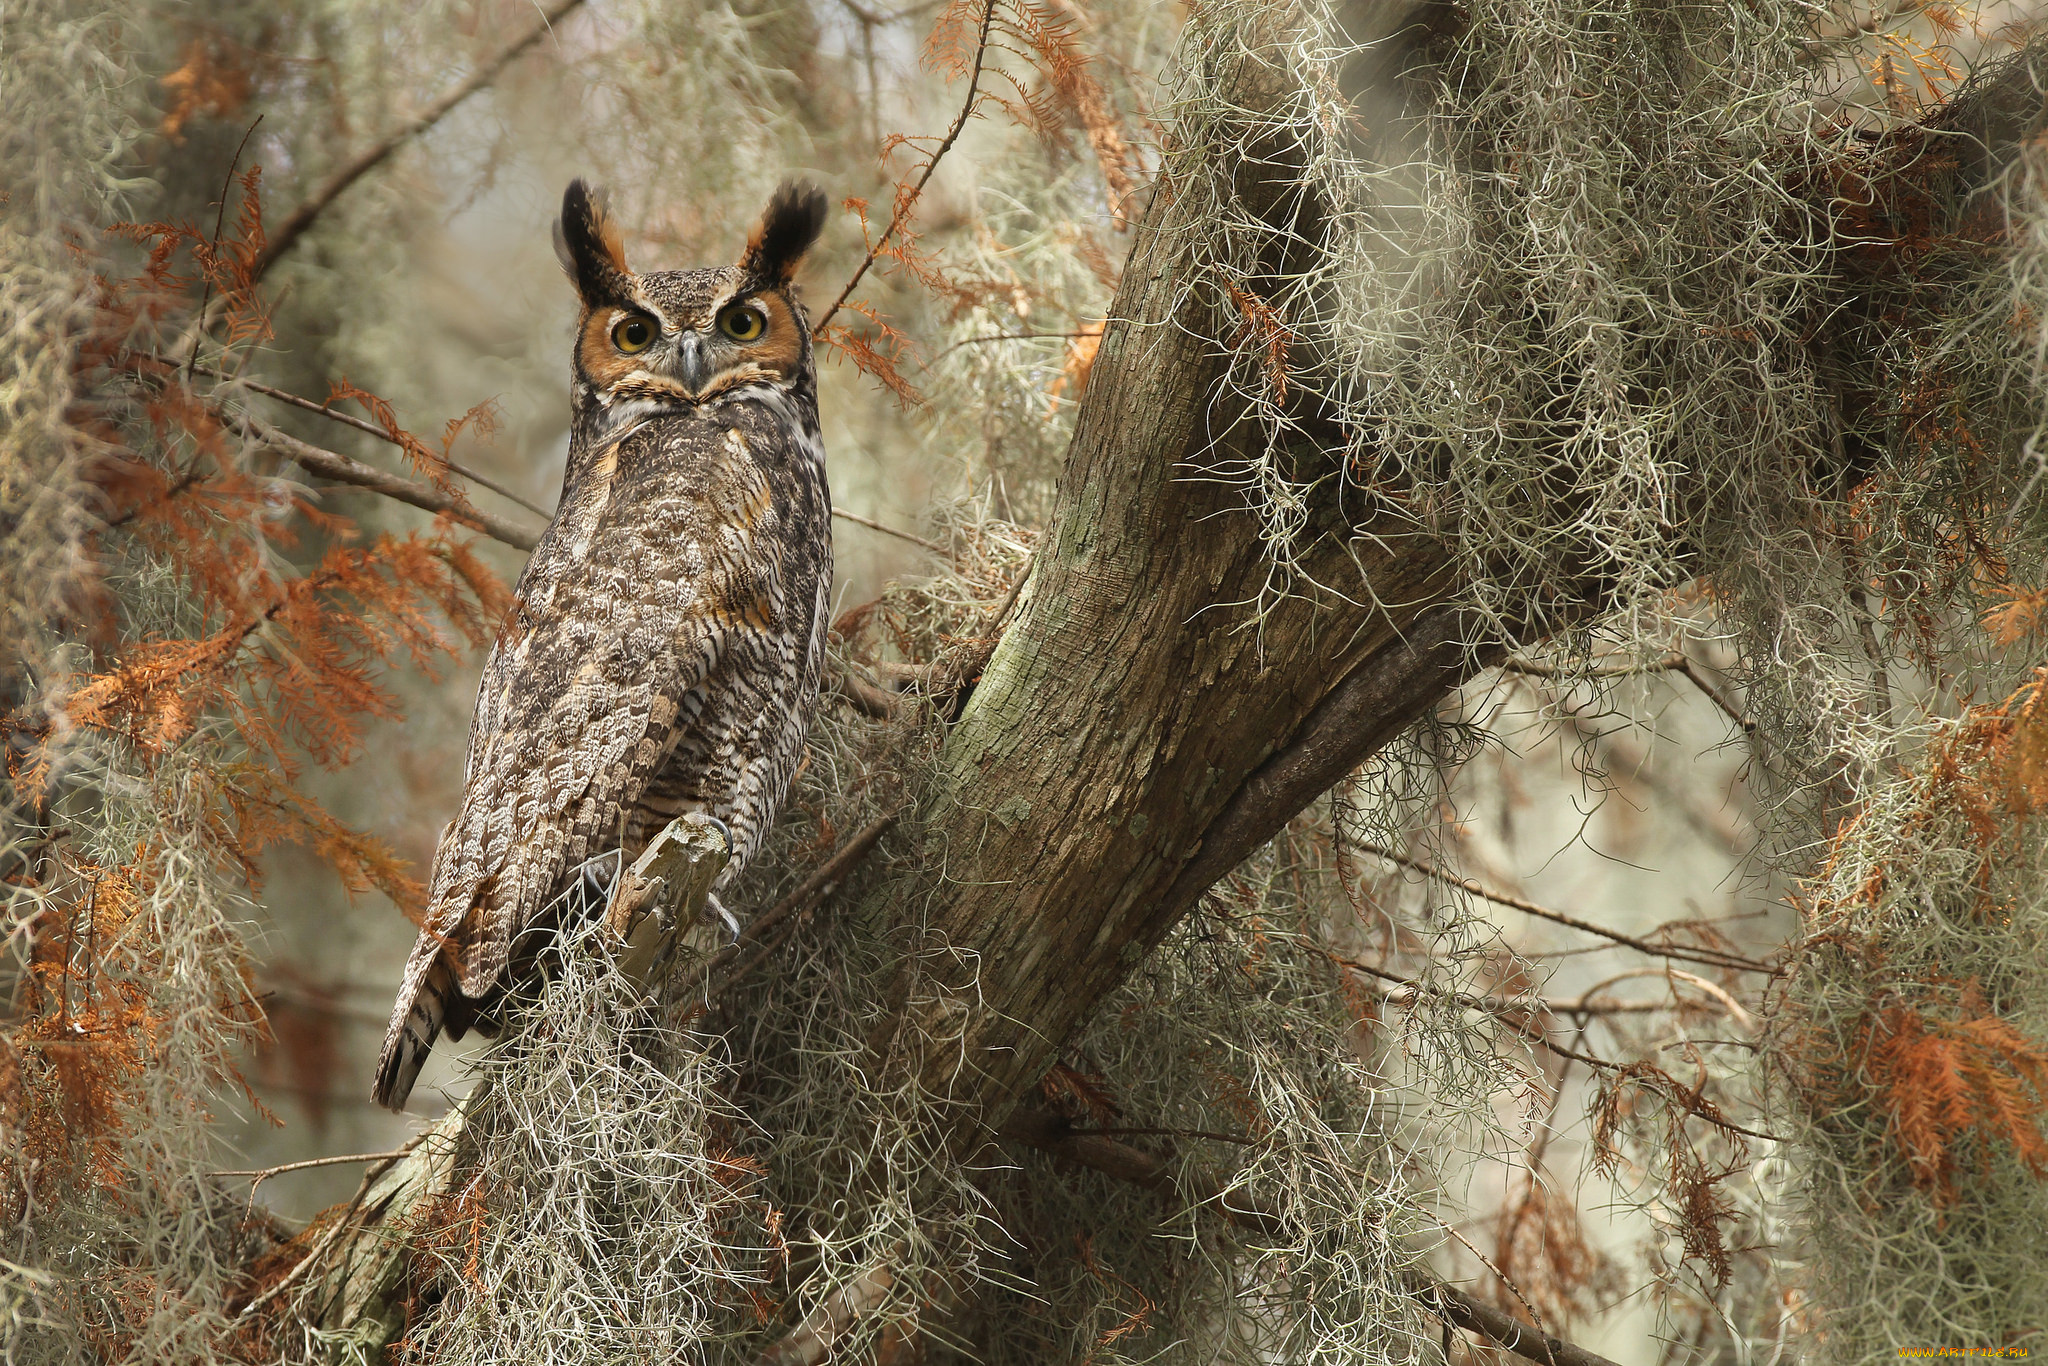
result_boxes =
[1567,966,1757,1029]
[1673,657,1755,734]
[238,378,547,517]
[188,115,263,379]
[1499,651,1685,680]
[920,329,1096,368]
[1348,963,1674,1018]
[1352,840,1776,975]
[814,0,998,334]
[249,0,587,284]
[1330,954,1640,1046]
[232,1144,410,1321]
[134,351,553,519]
[1327,955,1788,1143]
[832,505,946,553]
[1064,1125,1256,1146]
[1410,1204,1554,1352]
[225,408,543,551]
[1550,706,1753,859]
[986,552,1032,628]
[211,1149,412,1191]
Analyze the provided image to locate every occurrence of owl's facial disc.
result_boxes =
[581,273,807,416]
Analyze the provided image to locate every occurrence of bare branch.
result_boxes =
[230,1139,417,1321]
[814,0,998,333]
[227,408,542,551]
[1062,1125,1256,1145]
[1673,656,1754,734]
[985,552,1032,628]
[831,505,946,553]
[135,351,552,518]
[1499,651,1685,680]
[250,0,588,284]
[186,115,263,377]
[235,378,547,518]
[1329,954,1786,1142]
[1351,839,1776,976]
[1344,961,1677,1018]
[920,329,1096,367]
[210,1149,412,1194]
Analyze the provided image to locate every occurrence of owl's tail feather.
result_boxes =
[373,955,455,1112]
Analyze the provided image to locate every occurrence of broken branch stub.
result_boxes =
[603,811,734,992]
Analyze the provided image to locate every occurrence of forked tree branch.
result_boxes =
[1157,605,1496,925]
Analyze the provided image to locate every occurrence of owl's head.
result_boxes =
[554,178,829,420]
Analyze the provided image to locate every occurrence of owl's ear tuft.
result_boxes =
[554,179,634,306]
[742,181,829,285]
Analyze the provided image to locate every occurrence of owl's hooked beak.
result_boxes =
[672,332,714,396]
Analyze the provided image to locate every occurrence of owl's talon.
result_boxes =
[707,893,742,944]
[703,815,734,859]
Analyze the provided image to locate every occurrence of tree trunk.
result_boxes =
[863,30,1480,1142]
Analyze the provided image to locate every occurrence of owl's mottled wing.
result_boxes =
[375,419,783,1101]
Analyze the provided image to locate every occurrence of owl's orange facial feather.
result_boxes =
[577,307,650,391]
[735,292,807,380]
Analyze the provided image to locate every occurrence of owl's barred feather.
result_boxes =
[375,180,831,1111]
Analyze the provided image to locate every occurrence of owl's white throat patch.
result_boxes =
[592,393,685,443]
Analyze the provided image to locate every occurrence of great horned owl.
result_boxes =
[373,179,832,1111]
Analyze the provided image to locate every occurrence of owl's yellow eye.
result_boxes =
[611,316,656,353]
[718,305,767,342]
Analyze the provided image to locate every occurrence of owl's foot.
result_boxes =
[702,814,734,859]
[707,892,742,944]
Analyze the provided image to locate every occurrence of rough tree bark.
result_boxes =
[863,19,1476,1149]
